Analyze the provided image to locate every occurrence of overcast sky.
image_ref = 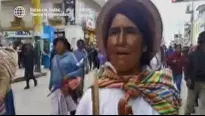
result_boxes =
[151,0,205,45]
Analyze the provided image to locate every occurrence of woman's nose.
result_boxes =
[117,30,126,46]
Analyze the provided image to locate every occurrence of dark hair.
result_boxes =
[174,44,181,49]
[77,39,85,46]
[160,46,166,63]
[104,1,153,66]
[53,36,71,51]
[198,31,205,44]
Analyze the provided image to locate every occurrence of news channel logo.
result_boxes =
[13,6,26,18]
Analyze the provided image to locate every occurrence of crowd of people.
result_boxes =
[1,0,205,115]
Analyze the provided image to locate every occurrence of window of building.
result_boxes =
[53,3,63,11]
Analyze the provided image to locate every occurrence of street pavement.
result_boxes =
[12,70,95,115]
[12,70,198,115]
[12,68,47,83]
[12,73,51,115]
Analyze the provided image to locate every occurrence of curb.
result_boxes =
[12,72,47,84]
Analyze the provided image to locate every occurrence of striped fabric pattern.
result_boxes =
[98,68,180,115]
[0,47,18,79]
[0,101,6,115]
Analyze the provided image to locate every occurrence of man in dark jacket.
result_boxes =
[185,31,205,115]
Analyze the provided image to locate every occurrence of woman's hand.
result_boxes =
[68,77,81,90]
[172,60,177,63]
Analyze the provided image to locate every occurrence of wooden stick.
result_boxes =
[92,70,100,115]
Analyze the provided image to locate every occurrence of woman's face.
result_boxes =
[106,14,143,75]
[55,41,66,54]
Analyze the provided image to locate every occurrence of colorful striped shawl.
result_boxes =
[0,100,6,115]
[98,68,180,115]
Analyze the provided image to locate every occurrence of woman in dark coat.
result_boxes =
[23,44,37,89]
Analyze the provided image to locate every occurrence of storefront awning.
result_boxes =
[3,31,33,38]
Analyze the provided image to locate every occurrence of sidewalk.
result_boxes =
[12,68,48,84]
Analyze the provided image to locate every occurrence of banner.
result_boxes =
[64,0,75,25]
[3,31,33,38]
[54,29,65,38]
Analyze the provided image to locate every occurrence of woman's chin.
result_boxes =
[115,65,132,73]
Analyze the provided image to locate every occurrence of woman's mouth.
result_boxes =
[116,52,130,56]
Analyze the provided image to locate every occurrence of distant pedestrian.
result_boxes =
[73,39,89,97]
[97,50,106,68]
[73,40,89,73]
[23,44,37,90]
[86,45,93,70]
[17,44,23,68]
[167,44,185,94]
[166,45,174,57]
[91,48,99,69]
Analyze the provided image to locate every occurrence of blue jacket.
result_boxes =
[73,49,88,62]
[49,51,83,90]
[166,48,174,57]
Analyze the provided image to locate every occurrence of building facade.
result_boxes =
[192,4,205,45]
[0,0,106,49]
[0,0,65,31]
[64,0,103,49]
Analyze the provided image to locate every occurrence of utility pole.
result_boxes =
[171,0,201,45]
[32,0,42,73]
[190,0,194,45]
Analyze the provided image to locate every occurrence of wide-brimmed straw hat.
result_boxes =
[96,0,163,60]
[0,47,18,78]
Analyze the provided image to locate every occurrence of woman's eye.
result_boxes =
[124,27,137,34]
[109,28,120,36]
[110,31,118,35]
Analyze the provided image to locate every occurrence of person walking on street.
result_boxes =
[49,37,82,115]
[73,39,89,73]
[23,44,37,90]
[166,45,174,57]
[86,45,93,70]
[167,44,185,95]
[185,31,205,115]
[91,48,99,69]
[17,44,23,68]
[97,50,106,68]
[0,47,18,115]
[76,0,180,115]
[73,39,89,97]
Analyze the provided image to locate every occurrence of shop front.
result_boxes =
[83,19,96,46]
[75,0,100,47]
[3,31,34,46]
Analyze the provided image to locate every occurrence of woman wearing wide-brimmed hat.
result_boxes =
[0,47,18,115]
[76,0,180,115]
